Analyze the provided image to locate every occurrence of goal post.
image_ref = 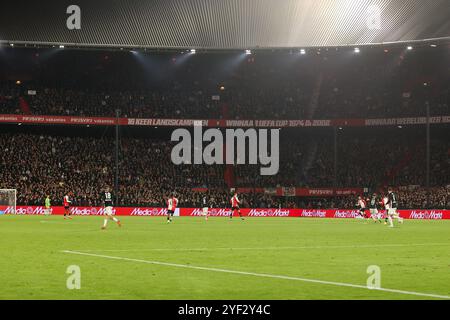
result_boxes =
[0,189,17,214]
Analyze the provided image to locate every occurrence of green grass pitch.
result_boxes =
[0,215,449,300]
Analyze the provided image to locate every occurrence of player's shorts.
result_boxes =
[202,207,208,215]
[64,206,69,210]
[232,206,239,211]
[168,209,174,215]
[105,206,113,216]
[369,208,378,215]
[387,208,397,215]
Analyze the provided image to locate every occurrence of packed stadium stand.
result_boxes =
[0,46,448,119]
[1,45,449,209]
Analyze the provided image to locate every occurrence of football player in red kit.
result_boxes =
[167,193,178,223]
[230,191,244,220]
[63,193,72,219]
[357,195,367,220]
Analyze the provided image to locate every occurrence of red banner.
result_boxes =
[0,114,118,125]
[1,114,449,128]
[1,206,449,219]
[294,188,362,196]
[190,187,362,197]
[192,187,363,198]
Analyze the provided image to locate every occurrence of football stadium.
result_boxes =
[0,0,449,304]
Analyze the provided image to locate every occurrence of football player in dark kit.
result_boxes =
[368,192,383,223]
[385,187,404,227]
[101,187,121,229]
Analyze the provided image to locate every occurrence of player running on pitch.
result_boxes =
[385,187,404,228]
[167,193,178,223]
[44,195,52,215]
[382,194,389,224]
[357,195,367,220]
[230,191,244,220]
[202,194,210,221]
[101,187,121,230]
[368,192,382,223]
[63,193,72,219]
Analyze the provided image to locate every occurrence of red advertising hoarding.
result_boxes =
[1,206,449,219]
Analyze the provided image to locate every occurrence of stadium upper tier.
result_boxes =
[0,46,448,119]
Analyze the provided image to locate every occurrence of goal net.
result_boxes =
[0,189,16,214]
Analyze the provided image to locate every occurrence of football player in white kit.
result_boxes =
[202,195,209,221]
[101,187,121,229]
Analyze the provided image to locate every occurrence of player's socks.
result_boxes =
[112,217,120,226]
[388,216,393,227]
[103,219,108,228]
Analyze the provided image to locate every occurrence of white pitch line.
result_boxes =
[72,242,450,252]
[61,250,450,300]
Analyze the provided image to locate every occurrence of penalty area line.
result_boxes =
[61,250,450,300]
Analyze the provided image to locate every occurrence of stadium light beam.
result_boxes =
[354,47,360,53]
[245,49,251,55]
[190,49,196,54]
[407,46,413,50]
[300,49,306,55]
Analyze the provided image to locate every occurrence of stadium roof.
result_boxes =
[1,0,449,49]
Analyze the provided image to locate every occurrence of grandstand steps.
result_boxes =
[383,144,420,186]
[306,73,323,119]
[302,141,319,183]
[18,96,31,115]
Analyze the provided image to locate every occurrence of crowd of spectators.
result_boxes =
[0,83,21,114]
[396,187,449,209]
[15,86,222,119]
[0,46,448,120]
[0,130,447,208]
[0,46,448,208]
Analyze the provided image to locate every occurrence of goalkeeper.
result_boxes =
[44,195,52,215]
